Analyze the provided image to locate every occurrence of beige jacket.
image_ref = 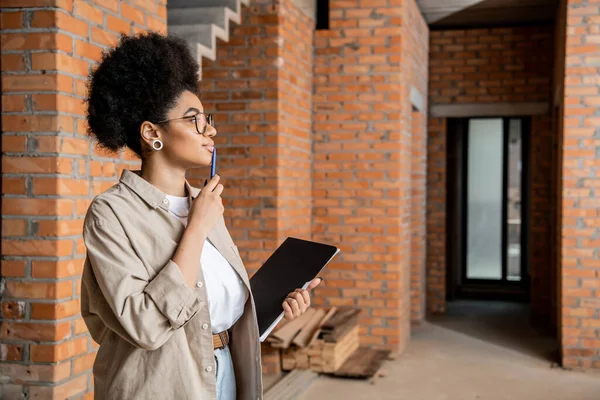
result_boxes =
[81,169,263,400]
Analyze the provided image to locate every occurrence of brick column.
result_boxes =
[560,0,600,369]
[1,1,165,396]
[277,0,313,242]
[405,0,429,325]
[426,117,447,313]
[410,109,427,323]
[312,0,427,352]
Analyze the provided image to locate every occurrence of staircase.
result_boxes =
[167,0,250,79]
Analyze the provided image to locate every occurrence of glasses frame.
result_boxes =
[156,113,213,135]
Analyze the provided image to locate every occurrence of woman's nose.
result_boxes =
[205,123,217,138]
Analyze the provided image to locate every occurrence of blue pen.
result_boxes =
[210,147,217,179]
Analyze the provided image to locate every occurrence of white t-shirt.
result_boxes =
[165,194,249,334]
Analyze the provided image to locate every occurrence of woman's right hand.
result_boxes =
[187,174,224,237]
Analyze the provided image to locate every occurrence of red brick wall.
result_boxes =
[410,108,426,323]
[560,0,600,369]
[429,26,553,104]
[404,0,429,325]
[426,117,447,313]
[195,0,314,374]
[426,26,555,320]
[194,1,281,275]
[1,1,164,397]
[312,0,427,352]
[199,0,429,361]
[278,0,313,242]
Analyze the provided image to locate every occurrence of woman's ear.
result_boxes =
[140,121,161,148]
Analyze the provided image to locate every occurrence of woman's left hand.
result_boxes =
[282,278,322,321]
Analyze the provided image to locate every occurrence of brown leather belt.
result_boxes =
[212,330,229,350]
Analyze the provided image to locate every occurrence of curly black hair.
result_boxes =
[85,31,200,157]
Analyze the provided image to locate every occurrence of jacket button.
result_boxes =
[202,323,209,330]
[196,281,203,288]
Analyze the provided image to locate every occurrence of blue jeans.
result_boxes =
[214,346,236,400]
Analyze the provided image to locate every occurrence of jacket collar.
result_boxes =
[119,169,199,211]
[119,170,249,289]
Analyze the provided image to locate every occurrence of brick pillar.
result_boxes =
[560,0,600,369]
[404,0,429,326]
[1,1,165,397]
[277,0,313,242]
[312,0,427,352]
[410,109,426,324]
[426,117,447,313]
[194,0,314,374]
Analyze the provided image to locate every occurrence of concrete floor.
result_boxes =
[298,301,600,400]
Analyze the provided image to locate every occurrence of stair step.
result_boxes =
[168,7,227,28]
[168,0,242,11]
[166,0,250,77]
[168,24,214,49]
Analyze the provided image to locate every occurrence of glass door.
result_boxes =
[465,118,504,280]
[460,117,529,289]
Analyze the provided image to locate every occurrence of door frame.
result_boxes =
[446,116,531,301]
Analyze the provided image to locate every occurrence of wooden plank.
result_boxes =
[293,309,326,348]
[322,325,358,354]
[322,329,359,372]
[323,340,360,373]
[267,308,316,349]
[264,369,318,400]
[331,348,391,379]
[322,320,356,342]
[295,347,310,369]
[312,325,360,373]
[320,308,360,331]
[282,348,297,371]
[307,307,337,346]
[277,307,362,374]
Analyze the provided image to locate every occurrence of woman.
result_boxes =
[80,32,320,400]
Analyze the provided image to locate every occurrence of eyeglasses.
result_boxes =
[156,113,214,135]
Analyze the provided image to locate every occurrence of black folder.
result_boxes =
[249,237,340,341]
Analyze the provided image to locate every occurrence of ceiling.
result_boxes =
[417,0,559,29]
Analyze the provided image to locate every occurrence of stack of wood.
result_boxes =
[306,308,361,373]
[266,307,361,373]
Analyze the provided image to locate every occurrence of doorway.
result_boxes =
[447,117,531,301]
[440,116,558,363]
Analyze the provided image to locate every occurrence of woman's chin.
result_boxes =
[185,158,212,169]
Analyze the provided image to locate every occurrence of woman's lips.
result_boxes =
[203,145,214,153]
